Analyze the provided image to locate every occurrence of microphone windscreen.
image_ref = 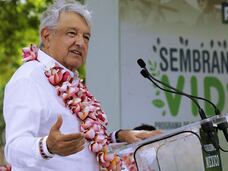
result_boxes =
[137,58,146,68]
[140,69,149,78]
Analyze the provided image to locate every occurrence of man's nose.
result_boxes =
[75,34,84,47]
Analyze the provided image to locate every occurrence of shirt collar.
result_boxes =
[37,49,75,77]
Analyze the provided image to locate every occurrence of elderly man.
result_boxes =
[3,0,160,170]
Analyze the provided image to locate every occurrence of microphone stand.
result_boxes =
[137,58,223,149]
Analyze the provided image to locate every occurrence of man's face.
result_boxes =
[42,12,91,70]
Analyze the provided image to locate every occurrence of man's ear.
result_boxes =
[40,28,52,49]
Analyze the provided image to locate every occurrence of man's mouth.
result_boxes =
[70,50,82,56]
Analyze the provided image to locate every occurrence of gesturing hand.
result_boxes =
[46,115,85,156]
[118,130,161,144]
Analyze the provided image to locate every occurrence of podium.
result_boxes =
[109,114,228,171]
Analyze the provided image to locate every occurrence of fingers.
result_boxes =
[51,115,63,131]
[127,137,141,144]
[118,130,141,144]
[62,144,84,156]
[119,130,162,144]
[148,130,162,136]
[136,130,161,139]
[47,115,86,156]
[57,137,85,156]
[63,136,85,148]
[59,132,84,141]
[47,133,86,156]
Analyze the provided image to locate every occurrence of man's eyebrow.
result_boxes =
[66,27,77,31]
[67,27,91,36]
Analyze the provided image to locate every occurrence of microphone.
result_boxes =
[137,58,221,148]
[138,59,219,114]
[137,58,146,68]
[137,58,207,119]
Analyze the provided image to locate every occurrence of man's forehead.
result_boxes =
[58,12,88,25]
[57,12,90,32]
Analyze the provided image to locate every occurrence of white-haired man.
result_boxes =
[3,0,160,170]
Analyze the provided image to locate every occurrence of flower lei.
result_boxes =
[22,44,122,170]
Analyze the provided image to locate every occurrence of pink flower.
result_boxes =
[92,122,101,132]
[48,70,63,86]
[104,153,114,162]
[81,118,94,129]
[95,134,107,144]
[89,142,103,153]
[77,111,88,120]
[22,44,38,62]
[85,128,96,140]
[62,71,71,82]
[71,104,81,114]
[96,110,108,125]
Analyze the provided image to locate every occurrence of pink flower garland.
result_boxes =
[22,44,122,171]
[22,44,38,62]
[0,164,11,171]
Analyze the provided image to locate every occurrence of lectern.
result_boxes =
[109,114,228,171]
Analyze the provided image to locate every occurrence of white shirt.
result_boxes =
[3,50,100,171]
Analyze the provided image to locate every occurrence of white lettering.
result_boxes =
[205,155,220,168]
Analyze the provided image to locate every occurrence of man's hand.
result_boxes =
[46,115,85,156]
[117,130,161,144]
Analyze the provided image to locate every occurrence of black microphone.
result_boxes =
[137,58,146,68]
[138,58,207,119]
[137,58,221,148]
[138,59,220,115]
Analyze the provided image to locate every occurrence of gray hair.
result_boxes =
[39,0,92,47]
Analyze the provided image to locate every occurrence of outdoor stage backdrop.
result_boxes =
[120,0,228,130]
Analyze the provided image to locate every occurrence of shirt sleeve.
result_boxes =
[3,77,50,167]
[110,131,118,143]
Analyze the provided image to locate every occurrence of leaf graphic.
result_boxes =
[154,62,157,68]
[150,67,155,72]
[179,36,184,45]
[152,99,165,108]
[201,43,204,48]
[210,40,214,48]
[153,46,157,53]
[218,41,221,47]
[185,39,188,46]
[157,37,160,45]
[152,72,157,77]
[156,90,160,96]
[152,71,160,77]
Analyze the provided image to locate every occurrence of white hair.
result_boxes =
[39,0,92,46]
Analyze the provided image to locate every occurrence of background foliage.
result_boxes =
[0,0,85,145]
